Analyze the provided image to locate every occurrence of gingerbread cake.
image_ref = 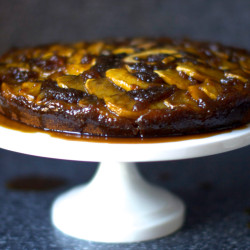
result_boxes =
[0,38,249,137]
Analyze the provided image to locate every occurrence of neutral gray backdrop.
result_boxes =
[0,0,250,53]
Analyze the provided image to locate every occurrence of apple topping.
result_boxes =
[154,69,190,90]
[188,79,222,101]
[123,48,178,64]
[56,75,86,92]
[176,62,224,82]
[106,68,149,91]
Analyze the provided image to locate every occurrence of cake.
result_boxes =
[0,38,249,137]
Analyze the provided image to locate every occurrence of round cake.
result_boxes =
[0,38,249,137]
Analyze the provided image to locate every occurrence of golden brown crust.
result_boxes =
[0,37,249,137]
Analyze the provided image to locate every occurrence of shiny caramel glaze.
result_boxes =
[0,113,248,144]
[0,38,249,137]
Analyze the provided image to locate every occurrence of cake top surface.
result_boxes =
[0,37,249,120]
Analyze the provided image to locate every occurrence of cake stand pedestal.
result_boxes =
[52,161,185,242]
[0,123,249,243]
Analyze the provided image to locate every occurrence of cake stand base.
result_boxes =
[1,121,248,243]
[51,161,185,243]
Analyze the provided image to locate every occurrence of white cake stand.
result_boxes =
[0,123,249,243]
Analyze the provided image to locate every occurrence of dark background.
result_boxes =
[0,0,250,52]
[0,1,249,249]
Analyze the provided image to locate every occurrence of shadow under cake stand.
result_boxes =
[0,124,249,243]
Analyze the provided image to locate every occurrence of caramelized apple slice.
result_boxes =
[188,79,222,101]
[137,41,157,50]
[225,69,248,83]
[240,58,250,74]
[20,82,41,97]
[113,47,135,54]
[187,85,205,102]
[41,45,74,59]
[105,94,143,118]
[154,69,190,90]
[106,68,149,91]
[162,56,176,64]
[149,100,167,109]
[68,49,87,64]
[217,60,238,70]
[48,45,74,57]
[176,62,224,82]
[2,81,42,103]
[87,42,104,55]
[123,48,178,63]
[1,82,22,98]
[164,90,200,110]
[211,50,229,60]
[65,64,93,75]
[56,75,86,92]
[85,78,122,98]
[199,79,223,100]
[86,78,145,118]
[6,63,30,71]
